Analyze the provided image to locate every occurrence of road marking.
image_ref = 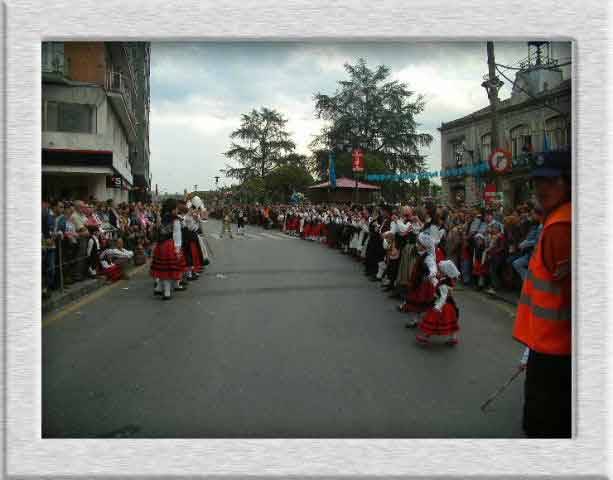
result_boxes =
[259,232,285,240]
[243,233,260,239]
[42,263,150,328]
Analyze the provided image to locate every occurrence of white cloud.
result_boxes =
[150,41,571,193]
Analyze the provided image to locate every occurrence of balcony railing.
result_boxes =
[105,70,136,124]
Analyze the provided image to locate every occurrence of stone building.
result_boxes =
[42,42,151,203]
[439,43,571,209]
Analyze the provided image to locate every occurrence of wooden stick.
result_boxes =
[480,366,525,412]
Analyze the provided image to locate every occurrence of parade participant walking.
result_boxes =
[220,208,234,239]
[151,199,184,300]
[400,232,438,328]
[513,150,572,438]
[236,207,246,235]
[416,259,461,346]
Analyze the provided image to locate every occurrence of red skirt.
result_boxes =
[404,280,436,313]
[473,259,487,276]
[102,263,122,282]
[418,300,459,336]
[436,247,446,263]
[190,240,205,273]
[312,223,322,237]
[304,224,313,237]
[150,239,183,280]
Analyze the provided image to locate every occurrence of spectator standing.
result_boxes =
[513,151,572,438]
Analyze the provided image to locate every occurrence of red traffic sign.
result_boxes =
[488,148,512,173]
[352,148,365,172]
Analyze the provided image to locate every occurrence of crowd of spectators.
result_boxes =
[42,198,162,297]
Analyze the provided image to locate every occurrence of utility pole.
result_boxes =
[481,41,505,206]
[482,41,504,151]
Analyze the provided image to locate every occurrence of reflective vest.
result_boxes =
[513,202,572,355]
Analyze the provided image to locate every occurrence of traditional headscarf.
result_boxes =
[438,260,460,279]
[417,231,435,253]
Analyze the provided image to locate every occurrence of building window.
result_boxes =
[510,124,532,158]
[44,101,96,133]
[42,42,65,75]
[450,141,463,168]
[481,133,491,162]
[545,115,570,150]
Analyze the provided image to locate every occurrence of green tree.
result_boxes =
[224,107,296,181]
[312,58,433,174]
[310,149,387,180]
[264,162,313,203]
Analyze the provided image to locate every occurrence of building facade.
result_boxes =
[439,45,571,210]
[42,42,151,203]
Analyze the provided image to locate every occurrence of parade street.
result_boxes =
[43,219,525,438]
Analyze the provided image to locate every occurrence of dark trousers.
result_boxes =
[523,349,572,438]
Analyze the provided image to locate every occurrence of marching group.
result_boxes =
[211,199,545,346]
[215,149,572,437]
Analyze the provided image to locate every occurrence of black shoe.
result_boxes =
[154,290,162,296]
[162,295,171,301]
[175,284,187,291]
[187,275,197,282]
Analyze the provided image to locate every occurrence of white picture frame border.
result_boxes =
[2,0,610,477]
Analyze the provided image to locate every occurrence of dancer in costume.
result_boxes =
[399,231,438,328]
[151,199,184,300]
[416,259,461,346]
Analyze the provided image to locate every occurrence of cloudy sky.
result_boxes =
[150,41,571,193]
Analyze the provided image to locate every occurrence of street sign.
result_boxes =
[488,148,512,174]
[106,175,121,189]
[352,148,365,172]
[483,182,497,202]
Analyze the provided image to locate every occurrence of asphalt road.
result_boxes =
[43,219,525,438]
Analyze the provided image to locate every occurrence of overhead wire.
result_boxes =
[494,65,568,118]
[496,61,572,71]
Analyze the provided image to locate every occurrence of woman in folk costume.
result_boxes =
[186,206,206,276]
[399,231,438,328]
[472,232,488,289]
[151,199,185,300]
[416,259,461,346]
[380,229,401,291]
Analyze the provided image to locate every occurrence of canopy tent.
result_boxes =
[307,176,381,203]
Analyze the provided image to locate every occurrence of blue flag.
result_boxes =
[543,133,550,152]
[328,151,336,188]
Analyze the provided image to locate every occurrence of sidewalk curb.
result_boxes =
[456,286,519,307]
[42,261,150,315]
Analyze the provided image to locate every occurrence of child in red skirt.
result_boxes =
[150,199,185,300]
[400,232,438,328]
[416,259,461,346]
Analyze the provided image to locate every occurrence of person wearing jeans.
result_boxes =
[512,210,543,281]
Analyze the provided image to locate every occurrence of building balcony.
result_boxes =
[42,53,71,83]
[105,70,137,143]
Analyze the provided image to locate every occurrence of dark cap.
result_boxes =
[531,151,571,178]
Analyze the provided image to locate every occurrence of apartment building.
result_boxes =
[42,41,151,203]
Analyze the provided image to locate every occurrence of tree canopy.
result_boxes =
[312,58,433,174]
[223,107,296,181]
